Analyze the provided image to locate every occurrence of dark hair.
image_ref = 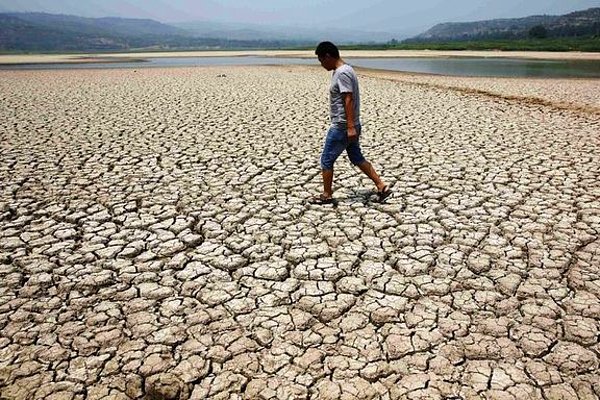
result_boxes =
[315,41,339,59]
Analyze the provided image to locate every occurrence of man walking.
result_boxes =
[310,41,391,205]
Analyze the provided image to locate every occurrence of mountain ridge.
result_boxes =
[3,12,186,37]
[412,7,600,41]
[1,8,598,52]
[173,20,395,43]
[0,12,310,51]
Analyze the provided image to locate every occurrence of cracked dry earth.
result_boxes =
[0,65,599,400]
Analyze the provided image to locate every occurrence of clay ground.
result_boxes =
[0,65,599,399]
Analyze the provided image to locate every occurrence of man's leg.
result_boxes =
[357,161,386,192]
[322,169,334,198]
[318,128,346,199]
[346,127,387,192]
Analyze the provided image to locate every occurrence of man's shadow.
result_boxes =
[335,189,396,207]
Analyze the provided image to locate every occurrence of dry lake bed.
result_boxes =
[0,64,599,399]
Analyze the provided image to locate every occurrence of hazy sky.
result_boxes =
[1,0,598,34]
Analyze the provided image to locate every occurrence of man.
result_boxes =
[310,41,391,205]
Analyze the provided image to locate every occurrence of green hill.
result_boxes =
[411,8,600,41]
[0,12,305,52]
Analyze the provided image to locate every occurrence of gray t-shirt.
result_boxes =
[329,63,361,129]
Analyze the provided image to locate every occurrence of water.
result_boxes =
[2,55,599,78]
[0,56,316,70]
[349,57,600,79]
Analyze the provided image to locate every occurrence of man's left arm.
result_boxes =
[342,92,358,141]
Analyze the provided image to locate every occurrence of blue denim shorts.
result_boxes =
[320,124,366,170]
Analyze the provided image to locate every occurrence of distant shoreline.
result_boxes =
[1,50,600,65]
[0,56,149,67]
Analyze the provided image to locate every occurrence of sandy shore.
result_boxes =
[356,67,600,114]
[0,66,598,399]
[1,49,600,65]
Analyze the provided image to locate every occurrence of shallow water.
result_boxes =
[3,55,600,78]
[350,57,600,78]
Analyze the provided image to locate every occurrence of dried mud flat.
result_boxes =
[0,65,599,399]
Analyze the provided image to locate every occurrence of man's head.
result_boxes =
[315,41,340,71]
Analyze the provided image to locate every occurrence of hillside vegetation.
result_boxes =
[0,12,306,52]
[411,8,599,41]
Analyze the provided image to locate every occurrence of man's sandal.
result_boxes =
[376,186,393,203]
[308,194,335,205]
